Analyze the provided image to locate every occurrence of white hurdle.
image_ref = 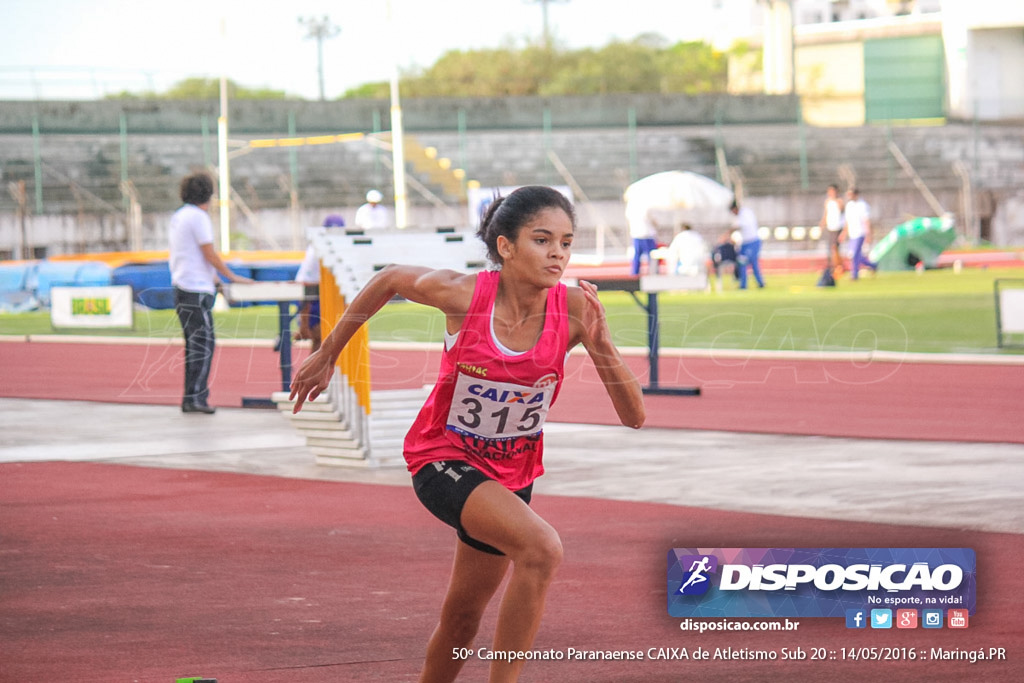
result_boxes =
[273,227,489,468]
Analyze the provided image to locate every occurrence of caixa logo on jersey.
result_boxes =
[667,548,976,618]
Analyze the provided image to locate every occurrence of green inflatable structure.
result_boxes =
[868,216,957,271]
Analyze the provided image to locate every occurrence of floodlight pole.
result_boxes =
[218,18,231,254]
[299,16,340,101]
[525,0,569,49]
[387,0,408,228]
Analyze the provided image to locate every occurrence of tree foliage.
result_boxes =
[107,35,728,101]
[107,78,290,100]
[344,36,728,99]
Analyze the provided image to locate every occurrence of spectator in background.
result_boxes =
[169,171,252,414]
[665,224,708,277]
[820,183,846,274]
[355,189,391,230]
[842,188,878,280]
[731,199,765,290]
[709,230,740,292]
[294,214,346,352]
[625,201,659,275]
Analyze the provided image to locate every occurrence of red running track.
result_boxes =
[1,340,1021,443]
[1,338,1021,681]
[1,461,1020,682]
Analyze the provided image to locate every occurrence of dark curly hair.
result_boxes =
[476,186,575,265]
[179,172,215,206]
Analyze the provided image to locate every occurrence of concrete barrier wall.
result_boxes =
[0,94,800,134]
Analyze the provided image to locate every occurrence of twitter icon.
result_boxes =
[870,609,893,629]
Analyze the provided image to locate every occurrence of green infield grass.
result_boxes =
[2,267,1022,355]
[372,267,1024,355]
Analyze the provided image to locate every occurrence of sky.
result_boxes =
[0,0,732,100]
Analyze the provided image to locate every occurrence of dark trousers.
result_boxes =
[174,287,216,405]
[631,237,658,275]
[738,240,765,289]
[848,236,877,280]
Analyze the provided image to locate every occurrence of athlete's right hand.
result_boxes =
[289,349,335,413]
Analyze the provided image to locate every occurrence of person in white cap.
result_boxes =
[355,189,391,230]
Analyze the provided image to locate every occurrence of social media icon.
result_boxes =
[870,609,892,629]
[948,609,969,629]
[896,609,918,628]
[845,609,867,629]
[922,609,943,629]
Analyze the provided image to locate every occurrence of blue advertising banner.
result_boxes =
[668,548,976,619]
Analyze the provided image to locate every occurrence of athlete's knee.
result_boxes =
[439,602,486,644]
[516,526,563,580]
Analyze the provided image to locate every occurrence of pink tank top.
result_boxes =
[403,270,570,490]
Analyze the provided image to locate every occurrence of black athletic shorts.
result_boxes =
[412,460,533,556]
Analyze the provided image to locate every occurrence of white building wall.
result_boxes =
[943,0,1024,120]
[969,29,1024,120]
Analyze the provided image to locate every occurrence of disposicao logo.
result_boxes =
[675,555,718,596]
[667,548,976,619]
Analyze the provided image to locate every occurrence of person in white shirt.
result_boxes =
[169,172,252,414]
[841,188,878,280]
[354,189,391,230]
[731,199,765,289]
[819,184,846,273]
[625,201,659,275]
[665,224,708,277]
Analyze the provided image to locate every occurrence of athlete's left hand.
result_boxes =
[578,280,613,350]
[576,279,646,429]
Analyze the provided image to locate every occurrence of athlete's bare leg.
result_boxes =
[419,542,510,682]
[459,481,563,682]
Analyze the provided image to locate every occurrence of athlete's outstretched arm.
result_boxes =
[570,280,646,429]
[289,265,473,412]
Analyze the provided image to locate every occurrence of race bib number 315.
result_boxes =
[446,372,554,441]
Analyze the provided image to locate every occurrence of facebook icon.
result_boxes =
[846,609,867,629]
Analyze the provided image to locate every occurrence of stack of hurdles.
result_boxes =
[272,226,489,468]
